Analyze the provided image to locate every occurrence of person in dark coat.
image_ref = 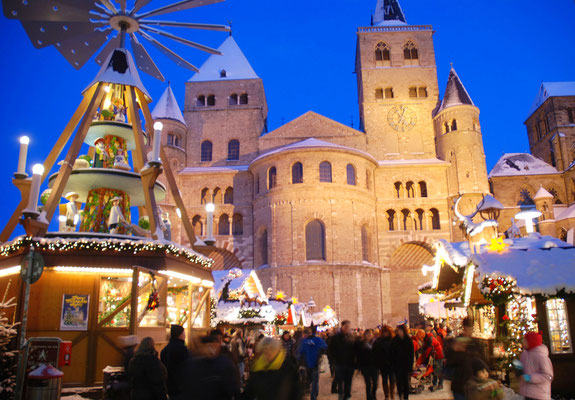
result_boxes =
[328,320,355,400]
[160,324,189,398]
[391,324,415,400]
[242,337,302,400]
[128,337,167,400]
[356,329,378,400]
[177,335,240,400]
[444,317,487,400]
[374,325,395,399]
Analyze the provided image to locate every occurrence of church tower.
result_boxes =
[356,0,439,160]
[184,36,268,167]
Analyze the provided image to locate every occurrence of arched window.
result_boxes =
[346,164,356,185]
[375,88,384,99]
[444,122,450,134]
[415,209,425,230]
[232,214,243,235]
[239,93,249,105]
[218,214,230,235]
[292,162,303,184]
[220,69,227,78]
[419,181,428,197]
[305,220,326,261]
[394,182,403,198]
[212,187,222,203]
[207,95,216,106]
[375,42,391,67]
[384,87,394,99]
[403,40,418,64]
[229,93,238,106]
[361,225,370,262]
[200,188,209,204]
[409,87,418,98]
[258,229,268,266]
[406,181,415,198]
[451,119,458,131]
[319,161,332,182]
[418,87,428,97]
[548,188,563,204]
[518,189,535,206]
[268,167,277,189]
[430,208,440,230]
[196,95,206,107]
[227,139,240,161]
[255,174,260,194]
[201,140,212,162]
[401,209,411,230]
[224,187,234,204]
[192,215,203,236]
[167,133,181,148]
[386,209,396,231]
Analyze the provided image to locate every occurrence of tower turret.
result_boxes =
[533,186,556,236]
[152,85,187,172]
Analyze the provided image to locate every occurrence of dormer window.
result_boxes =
[220,69,227,78]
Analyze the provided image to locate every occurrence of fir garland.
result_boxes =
[238,308,262,319]
[480,275,517,306]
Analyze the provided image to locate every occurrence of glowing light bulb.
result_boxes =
[20,136,30,145]
[32,164,44,175]
[153,121,163,131]
[205,203,215,213]
[104,85,111,93]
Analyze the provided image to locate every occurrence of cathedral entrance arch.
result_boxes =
[387,241,434,270]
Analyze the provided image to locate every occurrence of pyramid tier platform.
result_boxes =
[85,121,141,150]
[47,168,166,207]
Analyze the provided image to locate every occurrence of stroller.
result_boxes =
[410,355,434,394]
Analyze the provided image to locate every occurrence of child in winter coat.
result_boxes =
[464,359,504,400]
[519,332,553,400]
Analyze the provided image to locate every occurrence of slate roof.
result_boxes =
[436,67,474,114]
[151,85,186,125]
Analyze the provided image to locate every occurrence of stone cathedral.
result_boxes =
[151,0,575,327]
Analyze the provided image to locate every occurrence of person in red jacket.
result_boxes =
[417,333,444,391]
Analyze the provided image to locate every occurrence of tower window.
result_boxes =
[220,69,227,78]
[196,95,206,107]
[292,162,303,184]
[319,161,332,182]
[227,139,240,161]
[218,214,230,235]
[419,181,428,197]
[224,187,234,204]
[409,87,418,98]
[403,41,419,65]
[386,209,396,231]
[239,93,249,105]
[375,88,384,99]
[444,122,450,134]
[268,167,277,189]
[305,220,326,261]
[361,225,370,262]
[212,187,222,203]
[406,181,415,198]
[207,95,216,106]
[229,93,238,106]
[375,42,391,67]
[365,170,371,190]
[200,188,209,204]
[451,119,458,131]
[167,133,181,148]
[394,181,403,198]
[255,174,260,194]
[418,87,428,97]
[518,188,535,206]
[192,215,203,236]
[384,87,394,99]
[401,209,411,230]
[415,209,425,230]
[430,208,440,230]
[346,164,356,185]
[200,140,212,162]
[232,213,243,235]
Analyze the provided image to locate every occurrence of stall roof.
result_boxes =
[212,269,266,299]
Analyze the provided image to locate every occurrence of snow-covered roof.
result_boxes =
[527,82,575,120]
[373,0,407,26]
[251,138,377,164]
[556,203,575,221]
[151,86,186,125]
[533,186,554,200]
[472,247,575,295]
[488,153,559,178]
[378,158,447,166]
[189,36,258,82]
[436,67,474,114]
[212,269,266,299]
[477,195,504,211]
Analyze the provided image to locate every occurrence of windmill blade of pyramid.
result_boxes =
[2,0,97,21]
[21,20,100,49]
[98,0,118,15]
[139,29,199,72]
[118,0,127,13]
[130,32,165,81]
[139,19,230,32]
[55,29,110,69]
[92,3,114,17]
[136,0,224,19]
[95,31,121,66]
[141,25,221,55]
[129,0,153,15]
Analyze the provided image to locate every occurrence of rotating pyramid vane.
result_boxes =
[3,0,230,80]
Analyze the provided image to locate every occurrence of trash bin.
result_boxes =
[26,364,64,400]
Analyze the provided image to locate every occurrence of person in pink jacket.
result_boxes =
[519,332,554,400]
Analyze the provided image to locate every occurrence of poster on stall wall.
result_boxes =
[60,294,90,331]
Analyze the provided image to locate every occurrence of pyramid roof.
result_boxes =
[151,85,186,125]
[533,186,554,200]
[373,0,407,26]
[527,82,575,120]
[189,36,258,82]
[436,67,474,114]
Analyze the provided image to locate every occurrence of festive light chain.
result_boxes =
[0,236,214,268]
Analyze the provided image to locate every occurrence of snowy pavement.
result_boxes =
[317,371,453,400]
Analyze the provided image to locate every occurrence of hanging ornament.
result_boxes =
[147,276,160,311]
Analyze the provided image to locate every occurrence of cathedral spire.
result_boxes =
[373,0,407,26]
[437,66,475,113]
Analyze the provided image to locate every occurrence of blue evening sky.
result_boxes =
[0,0,574,238]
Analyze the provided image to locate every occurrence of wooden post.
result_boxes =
[130,267,139,335]
[160,146,197,246]
[41,83,106,230]
[0,179,31,242]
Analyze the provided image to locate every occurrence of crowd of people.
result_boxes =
[114,317,553,400]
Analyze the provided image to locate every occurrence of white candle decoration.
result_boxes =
[23,163,45,215]
[205,202,215,244]
[152,121,163,163]
[16,136,30,177]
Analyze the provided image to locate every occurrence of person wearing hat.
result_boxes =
[107,196,126,234]
[464,359,504,400]
[64,192,80,228]
[93,137,108,168]
[160,324,189,398]
[519,332,553,400]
